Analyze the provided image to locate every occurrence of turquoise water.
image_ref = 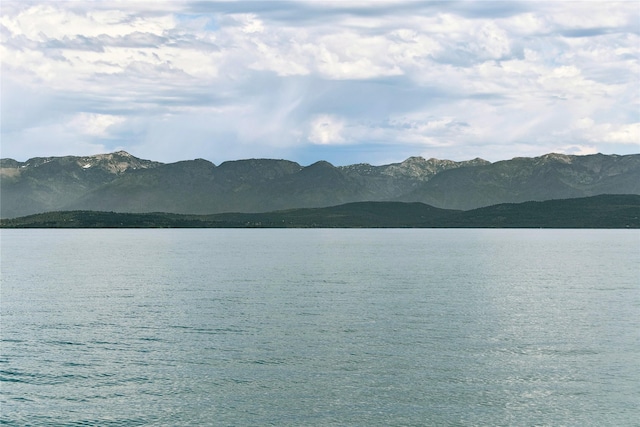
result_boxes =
[1,229,639,426]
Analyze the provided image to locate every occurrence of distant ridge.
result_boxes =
[1,195,638,229]
[397,153,640,209]
[1,151,639,218]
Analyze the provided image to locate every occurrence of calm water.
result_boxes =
[1,229,638,426]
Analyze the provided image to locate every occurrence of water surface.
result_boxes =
[1,229,639,425]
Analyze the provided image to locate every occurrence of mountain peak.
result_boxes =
[307,160,335,168]
[76,151,161,174]
[88,150,136,161]
[539,153,573,163]
[383,156,459,180]
[402,156,427,164]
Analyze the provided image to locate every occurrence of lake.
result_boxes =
[1,229,639,426]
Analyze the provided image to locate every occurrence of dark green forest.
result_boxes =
[1,195,638,229]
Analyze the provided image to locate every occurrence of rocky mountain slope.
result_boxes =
[398,153,640,209]
[0,151,160,218]
[1,151,638,218]
[338,156,490,199]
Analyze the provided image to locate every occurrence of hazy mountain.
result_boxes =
[0,151,160,218]
[1,151,638,218]
[338,156,490,199]
[67,158,371,215]
[398,153,640,209]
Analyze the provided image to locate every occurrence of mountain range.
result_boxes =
[1,151,639,219]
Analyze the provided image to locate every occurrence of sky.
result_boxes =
[1,1,639,166]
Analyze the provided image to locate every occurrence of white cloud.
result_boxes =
[607,123,640,145]
[555,145,599,156]
[1,1,638,164]
[571,119,640,145]
[308,115,346,145]
[0,118,112,159]
[501,12,550,36]
[310,32,404,79]
[473,22,511,59]
[0,4,174,41]
[545,1,637,30]
[238,14,265,34]
[67,113,125,137]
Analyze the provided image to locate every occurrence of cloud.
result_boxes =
[1,1,638,165]
[308,114,346,145]
[68,113,125,137]
[570,118,640,145]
